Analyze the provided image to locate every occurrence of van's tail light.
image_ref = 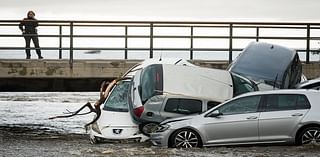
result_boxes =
[133,106,144,118]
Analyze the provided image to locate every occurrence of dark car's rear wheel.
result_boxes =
[171,129,201,148]
[297,127,320,145]
[139,122,160,136]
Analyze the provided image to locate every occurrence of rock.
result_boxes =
[219,150,229,154]
[86,149,93,153]
[102,149,114,154]
[68,150,81,156]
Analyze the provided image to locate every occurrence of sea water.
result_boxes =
[0,92,99,134]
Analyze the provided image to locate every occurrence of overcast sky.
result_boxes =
[1,0,320,21]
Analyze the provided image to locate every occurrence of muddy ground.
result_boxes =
[1,125,320,157]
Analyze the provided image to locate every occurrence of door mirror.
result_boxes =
[206,110,223,118]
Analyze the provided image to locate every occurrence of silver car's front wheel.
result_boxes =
[298,127,320,146]
[171,129,201,148]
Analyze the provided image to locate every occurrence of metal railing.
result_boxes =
[1,20,320,68]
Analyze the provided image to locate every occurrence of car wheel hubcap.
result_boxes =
[143,123,159,134]
[175,131,198,148]
[302,129,320,145]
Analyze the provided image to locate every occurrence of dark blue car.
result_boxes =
[228,42,302,90]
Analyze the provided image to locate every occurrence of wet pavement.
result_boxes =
[1,125,320,157]
[1,92,320,157]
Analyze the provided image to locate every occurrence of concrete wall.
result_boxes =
[0,59,139,78]
[0,59,319,91]
[300,62,320,79]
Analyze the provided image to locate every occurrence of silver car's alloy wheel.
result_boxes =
[301,129,320,145]
[173,129,200,148]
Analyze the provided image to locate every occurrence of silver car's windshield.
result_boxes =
[103,81,131,112]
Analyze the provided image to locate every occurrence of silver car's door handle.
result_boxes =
[292,113,303,117]
[246,116,258,120]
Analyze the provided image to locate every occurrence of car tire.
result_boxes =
[139,122,160,136]
[297,127,320,145]
[170,128,201,148]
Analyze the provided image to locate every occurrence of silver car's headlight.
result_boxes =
[156,124,170,132]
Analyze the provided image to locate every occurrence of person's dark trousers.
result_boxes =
[24,34,42,59]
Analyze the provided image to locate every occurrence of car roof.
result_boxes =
[237,89,319,98]
[125,58,195,77]
[162,64,233,102]
[163,93,220,102]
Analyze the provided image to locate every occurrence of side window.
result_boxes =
[217,96,261,115]
[265,94,310,111]
[278,94,296,110]
[164,98,202,115]
[207,101,220,110]
[296,95,311,109]
[163,99,179,113]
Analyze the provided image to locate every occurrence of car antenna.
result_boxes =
[159,53,162,61]
[273,73,278,89]
[174,59,182,65]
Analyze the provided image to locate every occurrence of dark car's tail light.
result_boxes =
[133,106,144,118]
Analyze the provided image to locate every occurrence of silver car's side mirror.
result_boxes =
[206,110,223,118]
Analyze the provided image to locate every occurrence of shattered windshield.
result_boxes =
[103,81,131,112]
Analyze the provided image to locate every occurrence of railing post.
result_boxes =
[256,27,259,42]
[59,25,62,59]
[125,26,128,59]
[306,24,310,64]
[229,24,233,64]
[190,26,194,60]
[69,22,74,68]
[150,23,154,58]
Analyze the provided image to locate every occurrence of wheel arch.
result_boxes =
[295,123,320,144]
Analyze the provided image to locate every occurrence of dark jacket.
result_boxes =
[19,17,38,34]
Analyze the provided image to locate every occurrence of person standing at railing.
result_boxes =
[19,11,43,59]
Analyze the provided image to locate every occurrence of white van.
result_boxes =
[129,64,258,135]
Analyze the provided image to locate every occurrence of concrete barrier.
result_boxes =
[0,59,319,91]
[0,59,140,78]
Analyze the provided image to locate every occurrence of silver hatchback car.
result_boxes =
[150,89,320,148]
